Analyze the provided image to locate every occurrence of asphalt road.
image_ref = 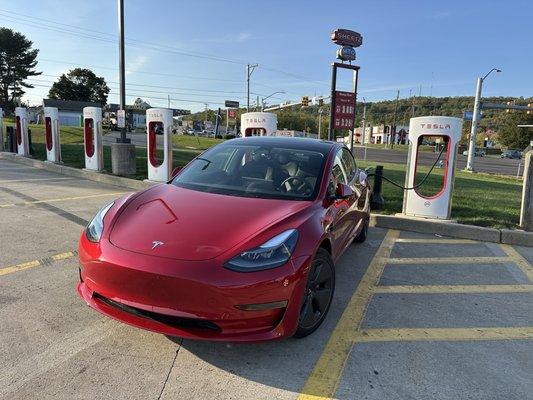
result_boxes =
[103,132,523,177]
[1,158,532,400]
[353,146,524,177]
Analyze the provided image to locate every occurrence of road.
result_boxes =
[1,158,532,400]
[103,132,523,177]
[353,146,524,177]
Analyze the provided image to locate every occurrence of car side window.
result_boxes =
[327,150,347,195]
[340,148,357,183]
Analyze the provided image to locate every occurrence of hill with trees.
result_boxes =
[185,95,533,149]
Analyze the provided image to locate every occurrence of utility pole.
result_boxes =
[204,103,208,131]
[361,99,367,160]
[118,0,127,141]
[246,63,258,112]
[391,89,400,149]
[411,91,416,118]
[110,0,136,175]
[318,108,323,139]
[167,94,170,109]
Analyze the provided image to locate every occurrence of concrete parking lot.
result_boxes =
[1,158,532,400]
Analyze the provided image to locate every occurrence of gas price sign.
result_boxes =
[333,91,356,129]
[227,109,237,119]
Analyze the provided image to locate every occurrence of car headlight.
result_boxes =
[224,229,298,272]
[86,202,114,243]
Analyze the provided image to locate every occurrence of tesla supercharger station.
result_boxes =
[402,116,463,220]
[83,107,103,171]
[146,108,173,182]
[15,107,30,156]
[240,112,277,136]
[44,107,61,163]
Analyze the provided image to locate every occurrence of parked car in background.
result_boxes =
[462,149,486,157]
[501,149,522,159]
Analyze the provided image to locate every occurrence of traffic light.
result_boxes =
[506,100,515,113]
[528,103,532,115]
[301,96,309,107]
[318,98,324,107]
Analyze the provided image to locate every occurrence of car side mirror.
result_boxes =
[329,182,353,200]
[171,166,183,178]
[357,170,368,186]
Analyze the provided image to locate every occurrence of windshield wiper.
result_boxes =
[195,157,212,170]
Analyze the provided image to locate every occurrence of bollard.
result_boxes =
[519,149,533,231]
[6,126,15,153]
[28,128,34,156]
[370,165,385,210]
[0,107,3,152]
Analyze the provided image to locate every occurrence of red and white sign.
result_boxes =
[333,91,356,129]
[227,109,237,119]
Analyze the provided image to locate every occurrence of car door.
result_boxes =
[324,149,357,259]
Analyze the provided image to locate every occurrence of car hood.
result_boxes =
[109,184,309,261]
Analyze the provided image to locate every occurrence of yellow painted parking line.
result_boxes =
[0,177,75,184]
[386,256,510,264]
[354,327,533,342]
[395,238,476,244]
[0,192,126,208]
[373,284,533,294]
[297,229,399,400]
[0,251,77,276]
[499,244,533,282]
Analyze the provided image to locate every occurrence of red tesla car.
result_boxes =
[78,137,371,341]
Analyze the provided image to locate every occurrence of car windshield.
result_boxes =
[172,143,327,200]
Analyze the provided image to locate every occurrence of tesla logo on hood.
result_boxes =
[151,240,164,249]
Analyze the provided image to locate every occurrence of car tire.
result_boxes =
[293,248,335,338]
[353,217,369,243]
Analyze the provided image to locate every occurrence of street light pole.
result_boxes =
[465,68,501,171]
[261,91,285,111]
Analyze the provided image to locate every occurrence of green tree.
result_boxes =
[0,28,41,112]
[495,112,533,150]
[48,68,110,104]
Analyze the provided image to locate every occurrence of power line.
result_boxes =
[0,7,325,88]
[26,77,282,102]
[0,11,247,65]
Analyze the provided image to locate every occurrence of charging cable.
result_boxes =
[366,144,446,191]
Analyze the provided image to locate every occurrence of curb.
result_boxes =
[0,152,155,191]
[500,229,533,247]
[2,152,532,247]
[370,214,533,247]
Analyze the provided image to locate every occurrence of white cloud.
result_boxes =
[126,55,147,76]
[235,32,251,42]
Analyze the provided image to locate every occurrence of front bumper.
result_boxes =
[77,234,311,342]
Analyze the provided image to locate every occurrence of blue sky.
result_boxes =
[1,0,532,112]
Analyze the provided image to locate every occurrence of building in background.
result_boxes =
[42,99,101,126]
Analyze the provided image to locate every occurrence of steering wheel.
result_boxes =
[279,176,313,195]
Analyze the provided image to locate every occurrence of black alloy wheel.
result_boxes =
[294,248,335,338]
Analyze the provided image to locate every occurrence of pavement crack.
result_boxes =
[157,338,183,400]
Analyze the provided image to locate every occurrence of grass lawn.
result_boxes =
[5,121,522,229]
[171,135,225,150]
[359,161,522,229]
